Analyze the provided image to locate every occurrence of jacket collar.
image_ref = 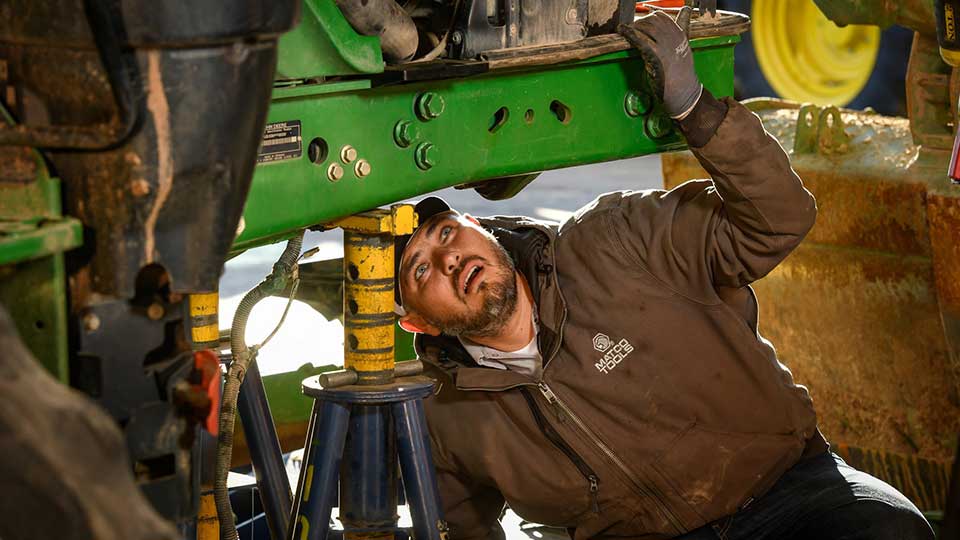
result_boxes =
[414,216,567,391]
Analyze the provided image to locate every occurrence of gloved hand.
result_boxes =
[618,7,703,119]
[691,0,716,17]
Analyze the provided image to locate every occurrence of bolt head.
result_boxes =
[565,8,578,24]
[624,90,650,117]
[147,303,165,321]
[645,113,674,139]
[82,312,100,332]
[354,159,372,177]
[416,93,445,121]
[340,145,358,163]
[451,31,463,45]
[393,120,418,147]
[130,178,151,197]
[415,142,437,170]
[327,162,344,181]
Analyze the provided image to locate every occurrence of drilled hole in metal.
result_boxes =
[550,100,572,124]
[488,107,509,133]
[308,137,329,164]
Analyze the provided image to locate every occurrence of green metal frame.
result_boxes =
[236,34,738,251]
[0,149,82,381]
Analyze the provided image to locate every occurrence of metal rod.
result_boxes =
[393,399,445,540]
[340,405,398,538]
[319,360,424,389]
[291,400,351,540]
[238,362,293,540]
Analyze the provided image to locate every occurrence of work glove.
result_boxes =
[618,8,703,119]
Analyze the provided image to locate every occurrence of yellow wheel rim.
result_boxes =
[752,0,881,106]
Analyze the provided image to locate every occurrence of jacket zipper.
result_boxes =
[537,381,685,533]
[520,388,600,513]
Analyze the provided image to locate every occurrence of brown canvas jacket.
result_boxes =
[416,96,821,540]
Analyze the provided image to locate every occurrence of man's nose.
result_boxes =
[439,249,460,275]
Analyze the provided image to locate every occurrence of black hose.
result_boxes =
[215,232,304,540]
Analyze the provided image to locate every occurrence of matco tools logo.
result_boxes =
[592,333,634,375]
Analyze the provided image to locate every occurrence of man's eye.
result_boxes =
[441,226,451,240]
[415,264,427,280]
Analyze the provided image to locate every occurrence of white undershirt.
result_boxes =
[458,314,541,377]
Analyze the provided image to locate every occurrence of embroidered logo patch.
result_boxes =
[593,333,612,352]
[593,333,634,374]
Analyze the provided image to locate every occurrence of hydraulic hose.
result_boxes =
[215,231,304,540]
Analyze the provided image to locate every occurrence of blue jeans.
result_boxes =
[676,452,934,540]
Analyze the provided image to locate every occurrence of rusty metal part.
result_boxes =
[480,10,750,69]
[812,0,936,35]
[907,32,956,151]
[662,101,960,510]
[0,0,143,149]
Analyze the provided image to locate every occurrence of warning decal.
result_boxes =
[257,120,302,164]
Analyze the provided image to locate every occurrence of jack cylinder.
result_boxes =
[187,292,220,350]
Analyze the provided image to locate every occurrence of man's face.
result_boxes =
[399,212,517,337]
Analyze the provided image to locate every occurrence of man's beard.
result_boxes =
[430,242,518,338]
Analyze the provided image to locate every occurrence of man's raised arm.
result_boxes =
[608,11,816,297]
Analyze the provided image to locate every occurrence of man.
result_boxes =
[394,8,934,540]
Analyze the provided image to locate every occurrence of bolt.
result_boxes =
[340,145,358,163]
[130,178,151,197]
[565,8,578,24]
[414,142,437,170]
[645,113,674,140]
[327,162,344,182]
[393,120,419,148]
[415,92,445,121]
[451,31,463,45]
[624,90,650,118]
[82,312,100,332]
[354,159,372,178]
[147,303,165,320]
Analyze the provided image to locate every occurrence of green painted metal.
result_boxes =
[261,362,339,424]
[236,35,738,251]
[276,0,384,79]
[0,219,82,265]
[0,149,79,382]
[0,255,71,381]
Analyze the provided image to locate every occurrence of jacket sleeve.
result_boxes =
[435,467,506,540]
[611,92,817,298]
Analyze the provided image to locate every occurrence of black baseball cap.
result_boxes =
[394,196,453,310]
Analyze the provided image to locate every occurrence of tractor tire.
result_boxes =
[721,0,913,117]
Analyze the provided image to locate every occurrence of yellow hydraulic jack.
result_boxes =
[290,204,449,540]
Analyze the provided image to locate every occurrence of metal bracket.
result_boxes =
[333,204,417,235]
[794,104,851,155]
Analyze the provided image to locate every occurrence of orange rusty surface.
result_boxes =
[928,193,960,312]
[756,244,957,460]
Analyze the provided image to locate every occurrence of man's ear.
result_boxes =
[399,312,441,336]
[463,213,481,226]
